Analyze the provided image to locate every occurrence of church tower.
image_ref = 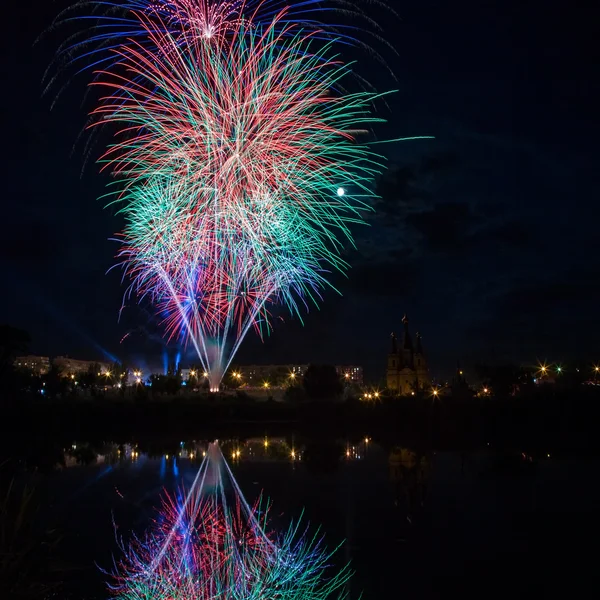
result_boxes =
[401,315,414,370]
[386,332,399,390]
[414,332,429,392]
[385,315,429,395]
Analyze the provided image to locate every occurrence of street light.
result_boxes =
[190,370,196,377]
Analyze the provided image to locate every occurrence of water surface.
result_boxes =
[8,436,597,598]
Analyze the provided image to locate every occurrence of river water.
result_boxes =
[6,436,597,599]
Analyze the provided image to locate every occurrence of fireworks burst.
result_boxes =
[108,444,352,599]
[55,1,399,389]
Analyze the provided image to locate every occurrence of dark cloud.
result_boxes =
[419,151,460,175]
[495,271,600,318]
[375,165,421,216]
[347,259,420,297]
[406,201,476,252]
[468,219,534,251]
[467,267,600,361]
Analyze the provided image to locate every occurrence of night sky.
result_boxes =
[2,0,598,381]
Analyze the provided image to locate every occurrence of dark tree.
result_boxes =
[80,363,101,389]
[475,364,522,397]
[268,366,290,386]
[284,382,306,403]
[302,364,343,400]
[0,325,30,365]
[150,373,181,395]
[42,365,68,398]
[0,325,31,394]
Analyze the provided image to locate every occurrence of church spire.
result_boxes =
[402,314,413,350]
[390,332,398,353]
[415,332,423,354]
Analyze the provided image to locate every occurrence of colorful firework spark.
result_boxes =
[57,1,398,388]
[108,444,352,599]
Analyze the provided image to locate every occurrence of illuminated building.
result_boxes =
[386,315,429,395]
[335,366,363,385]
[14,355,50,375]
[236,364,363,386]
[53,356,111,376]
[237,364,308,384]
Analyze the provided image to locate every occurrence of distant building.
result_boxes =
[236,364,363,386]
[335,365,363,386]
[14,355,50,375]
[386,315,429,395]
[237,364,307,385]
[53,356,111,376]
